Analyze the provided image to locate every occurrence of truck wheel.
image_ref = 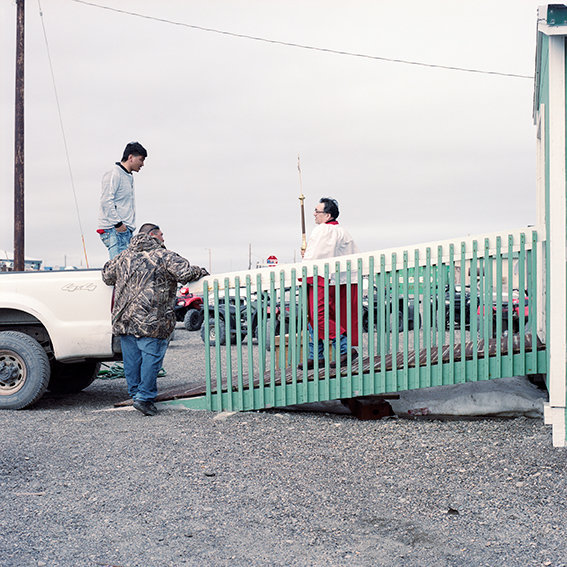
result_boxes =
[0,331,50,409]
[362,309,369,333]
[201,317,226,346]
[184,308,204,331]
[48,360,101,394]
[174,307,186,323]
[265,321,281,350]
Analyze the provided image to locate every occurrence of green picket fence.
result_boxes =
[168,229,546,411]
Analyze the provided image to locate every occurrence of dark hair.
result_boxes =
[320,197,339,220]
[121,141,147,162]
[138,223,160,235]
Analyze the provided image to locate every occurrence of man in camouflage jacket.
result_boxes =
[102,223,208,415]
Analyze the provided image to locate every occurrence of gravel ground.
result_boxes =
[1,326,566,567]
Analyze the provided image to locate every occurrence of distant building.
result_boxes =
[256,255,279,269]
[0,250,42,271]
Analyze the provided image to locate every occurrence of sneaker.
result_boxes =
[330,349,358,368]
[298,358,325,370]
[133,400,158,416]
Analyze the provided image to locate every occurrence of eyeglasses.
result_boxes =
[314,209,327,214]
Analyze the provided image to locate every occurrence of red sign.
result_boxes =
[266,255,278,265]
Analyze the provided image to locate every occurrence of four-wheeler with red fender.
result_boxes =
[174,286,204,331]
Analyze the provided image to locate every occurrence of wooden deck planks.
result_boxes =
[116,333,544,405]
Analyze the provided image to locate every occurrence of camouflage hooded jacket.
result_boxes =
[102,233,204,339]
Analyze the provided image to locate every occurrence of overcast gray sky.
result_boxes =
[1,0,542,272]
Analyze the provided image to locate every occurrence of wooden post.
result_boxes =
[14,0,25,272]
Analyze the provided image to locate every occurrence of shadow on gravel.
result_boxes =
[29,378,129,411]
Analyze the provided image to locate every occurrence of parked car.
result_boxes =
[174,286,204,331]
[361,288,418,333]
[477,289,529,337]
[438,284,475,330]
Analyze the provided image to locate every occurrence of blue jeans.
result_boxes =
[308,324,348,360]
[99,227,133,259]
[120,335,169,402]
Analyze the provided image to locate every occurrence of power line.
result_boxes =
[70,0,533,80]
[38,0,90,267]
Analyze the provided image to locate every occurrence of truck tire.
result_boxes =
[48,360,101,394]
[265,320,281,350]
[201,317,226,346]
[184,308,204,331]
[362,308,369,333]
[0,331,50,409]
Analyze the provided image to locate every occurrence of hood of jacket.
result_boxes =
[129,232,165,253]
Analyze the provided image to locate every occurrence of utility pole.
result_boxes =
[248,243,251,270]
[205,248,212,274]
[14,0,25,271]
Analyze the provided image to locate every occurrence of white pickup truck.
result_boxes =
[0,269,119,409]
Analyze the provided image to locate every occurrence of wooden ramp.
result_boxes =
[115,334,545,408]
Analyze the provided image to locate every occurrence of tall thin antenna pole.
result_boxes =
[206,248,212,273]
[14,0,25,271]
[297,155,306,254]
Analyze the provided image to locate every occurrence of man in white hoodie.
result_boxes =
[301,197,359,369]
[97,141,147,259]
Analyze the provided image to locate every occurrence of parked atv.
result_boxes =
[174,286,204,331]
[200,294,261,346]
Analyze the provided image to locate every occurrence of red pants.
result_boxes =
[307,280,359,346]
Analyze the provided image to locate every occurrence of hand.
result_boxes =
[116,224,127,233]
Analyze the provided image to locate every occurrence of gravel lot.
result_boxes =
[1,326,566,567]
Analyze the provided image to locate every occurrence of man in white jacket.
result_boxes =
[301,197,359,369]
[97,141,147,259]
